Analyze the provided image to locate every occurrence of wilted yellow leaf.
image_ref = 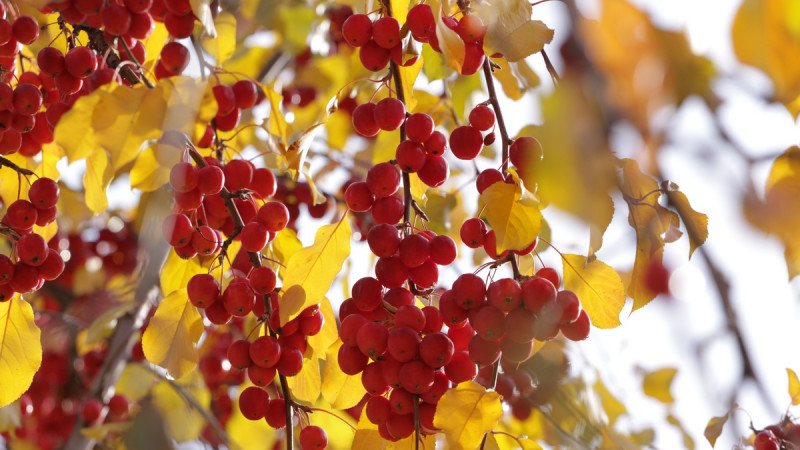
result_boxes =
[201,12,236,63]
[321,340,367,409]
[663,182,708,258]
[789,368,800,405]
[642,368,677,403]
[562,254,625,329]
[152,371,210,442]
[280,215,351,325]
[474,0,553,62]
[479,181,542,252]
[0,297,42,408]
[142,290,204,379]
[733,0,800,117]
[160,250,207,296]
[704,407,734,448]
[434,381,503,450]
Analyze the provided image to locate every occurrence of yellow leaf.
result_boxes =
[562,254,625,329]
[479,181,542,252]
[142,289,204,378]
[733,0,800,117]
[307,298,338,360]
[663,182,708,258]
[287,355,321,404]
[276,5,315,52]
[667,414,695,450]
[436,13,465,73]
[326,109,352,150]
[422,44,452,81]
[745,147,800,279]
[279,215,351,325]
[55,86,105,163]
[227,389,277,450]
[409,173,428,205]
[789,368,800,405]
[152,371,210,442]
[115,363,158,401]
[0,298,41,408]
[434,380,503,450]
[492,58,523,101]
[265,84,290,146]
[352,412,433,450]
[594,378,626,426]
[642,367,677,403]
[474,0,554,62]
[398,56,424,112]
[484,433,543,450]
[83,148,112,214]
[321,340,367,410]
[83,301,137,347]
[160,250,207,296]
[201,12,236,63]
[142,22,169,69]
[271,228,302,267]
[704,406,735,448]
[130,145,170,191]
[189,0,216,37]
[391,0,410,24]
[309,398,356,450]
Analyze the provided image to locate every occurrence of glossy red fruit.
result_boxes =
[395,140,426,173]
[366,395,392,424]
[222,280,255,316]
[561,310,590,341]
[372,17,400,49]
[65,46,97,78]
[28,177,59,209]
[249,336,281,368]
[416,154,448,187]
[444,350,478,383]
[187,273,220,308]
[509,136,543,171]
[405,113,434,143]
[521,276,557,313]
[11,16,38,44]
[299,425,328,449]
[487,278,522,312]
[419,332,454,368]
[449,125,483,160]
[238,386,269,420]
[342,14,372,47]
[357,321,389,360]
[352,102,380,137]
[227,339,252,370]
[359,40,390,71]
[374,97,406,131]
[366,162,400,198]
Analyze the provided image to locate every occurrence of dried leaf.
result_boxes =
[663,182,708,258]
[474,0,553,62]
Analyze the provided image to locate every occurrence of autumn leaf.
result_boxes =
[667,414,696,450]
[201,11,236,64]
[642,368,677,403]
[594,377,627,426]
[745,147,800,279]
[189,0,216,37]
[142,289,204,379]
[152,371,211,442]
[160,250,207,296]
[662,181,708,258]
[307,298,338,360]
[287,355,321,404]
[732,0,800,117]
[279,214,351,325]
[352,412,435,450]
[562,254,626,329]
[434,381,503,450]
[479,180,542,252]
[83,301,137,347]
[0,297,42,408]
[704,406,735,448]
[474,0,554,62]
[398,57,424,112]
[226,389,278,449]
[788,368,800,405]
[321,340,367,410]
[270,228,303,266]
[484,433,543,450]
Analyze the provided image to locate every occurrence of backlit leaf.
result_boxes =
[745,147,800,279]
[321,340,367,409]
[434,381,503,450]
[287,355,321,404]
[704,408,733,448]
[352,412,434,450]
[436,11,465,73]
[160,250,207,296]
[398,56,424,112]
[667,414,695,449]
[732,0,800,117]
[189,0,216,37]
[562,254,625,328]
[474,0,554,62]
[789,368,800,405]
[115,363,158,401]
[642,367,677,403]
[594,377,627,425]
[130,145,169,192]
[484,433,543,450]
[84,148,112,214]
[479,180,542,252]
[307,298,338,360]
[201,12,236,63]
[142,289,204,378]
[279,214,351,325]
[663,182,708,258]
[152,371,210,442]
[0,297,42,408]
[271,228,303,268]
[83,301,136,347]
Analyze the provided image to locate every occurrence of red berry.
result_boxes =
[366,162,400,198]
[405,113,434,143]
[419,332,454,368]
[17,233,48,267]
[12,84,42,116]
[449,125,483,160]
[374,97,406,131]
[371,195,404,224]
[81,398,104,424]
[395,140,426,173]
[256,201,289,232]
[65,46,97,78]
[187,274,220,308]
[416,154,449,187]
[28,177,59,209]
[444,350,478,384]
[11,16,38,45]
[359,40,390,71]
[372,17,400,49]
[352,102,380,137]
[509,136,543,171]
[299,425,328,449]
[160,42,190,74]
[102,5,132,35]
[239,386,269,420]
[469,104,495,131]
[344,181,374,212]
[227,339,252,370]
[248,266,276,295]
[561,310,590,341]
[250,336,281,368]
[222,280,255,316]
[342,14,372,47]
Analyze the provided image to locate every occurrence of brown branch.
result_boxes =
[0,156,35,176]
[70,22,149,87]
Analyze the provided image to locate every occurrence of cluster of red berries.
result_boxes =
[438,269,589,375]
[449,103,497,160]
[0,178,64,301]
[750,418,800,450]
[342,5,488,76]
[162,156,284,260]
[337,284,457,441]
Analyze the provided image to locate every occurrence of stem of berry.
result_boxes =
[481,58,523,282]
[70,20,151,87]
[413,394,421,450]
[185,140,295,450]
[388,58,413,232]
[0,156,35,176]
